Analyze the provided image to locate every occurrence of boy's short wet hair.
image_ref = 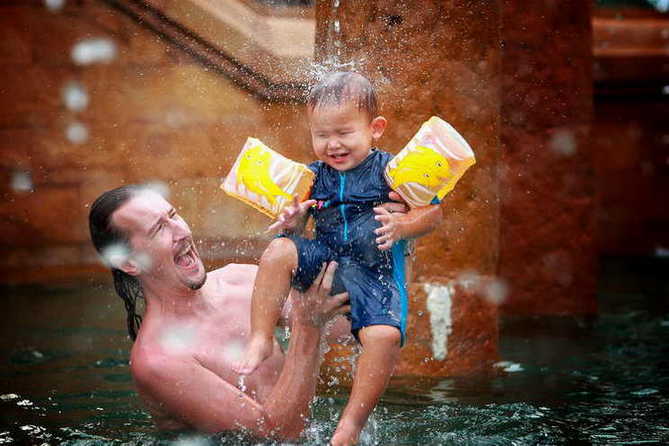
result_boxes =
[307,72,378,119]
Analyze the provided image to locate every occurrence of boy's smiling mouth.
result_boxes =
[328,152,350,163]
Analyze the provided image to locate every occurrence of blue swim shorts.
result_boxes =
[280,235,409,345]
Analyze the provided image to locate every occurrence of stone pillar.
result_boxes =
[499,0,597,315]
[315,0,501,379]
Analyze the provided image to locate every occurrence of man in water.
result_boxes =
[88,184,352,440]
[89,184,409,440]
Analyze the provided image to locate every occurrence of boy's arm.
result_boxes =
[373,203,442,251]
[267,197,315,235]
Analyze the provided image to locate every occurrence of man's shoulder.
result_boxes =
[207,263,258,287]
[130,340,179,386]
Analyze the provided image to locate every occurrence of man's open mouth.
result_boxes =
[174,242,197,268]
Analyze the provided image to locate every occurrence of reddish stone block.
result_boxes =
[0,8,33,65]
[0,186,87,246]
[321,277,499,382]
[315,0,501,377]
[0,65,71,128]
[499,0,596,316]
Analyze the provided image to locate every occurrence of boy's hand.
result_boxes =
[267,197,316,234]
[373,206,402,251]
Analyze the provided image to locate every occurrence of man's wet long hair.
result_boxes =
[89,184,144,341]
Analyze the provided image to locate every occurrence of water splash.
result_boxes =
[549,128,577,156]
[159,324,195,354]
[11,170,33,193]
[44,0,65,12]
[71,38,117,65]
[221,339,244,363]
[494,361,524,373]
[483,277,509,305]
[100,243,130,268]
[141,180,170,199]
[65,121,89,144]
[647,0,669,12]
[170,434,211,446]
[62,81,89,112]
[237,375,247,393]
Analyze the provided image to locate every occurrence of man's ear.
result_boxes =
[110,254,141,276]
[370,116,387,139]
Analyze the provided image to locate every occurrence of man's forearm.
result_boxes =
[396,204,443,240]
[261,320,322,439]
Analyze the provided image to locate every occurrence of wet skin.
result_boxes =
[109,191,351,438]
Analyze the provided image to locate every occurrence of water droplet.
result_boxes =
[483,278,509,305]
[11,170,33,193]
[44,0,65,12]
[65,121,89,144]
[549,128,577,156]
[71,38,117,65]
[142,180,170,199]
[100,243,130,268]
[62,81,89,112]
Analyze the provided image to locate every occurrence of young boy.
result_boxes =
[239,72,442,445]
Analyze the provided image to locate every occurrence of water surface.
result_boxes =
[1,258,667,444]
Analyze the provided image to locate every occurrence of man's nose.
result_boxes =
[171,218,191,241]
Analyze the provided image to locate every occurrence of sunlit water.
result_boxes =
[1,258,668,445]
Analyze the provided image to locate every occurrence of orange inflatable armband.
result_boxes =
[384,117,476,208]
[221,137,315,218]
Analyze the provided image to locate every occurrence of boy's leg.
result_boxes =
[330,325,401,446]
[237,237,298,375]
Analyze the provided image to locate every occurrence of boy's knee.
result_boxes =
[262,237,297,265]
[360,325,401,347]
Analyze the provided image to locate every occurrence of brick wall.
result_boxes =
[0,1,311,284]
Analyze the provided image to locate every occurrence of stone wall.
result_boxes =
[0,0,311,284]
[315,0,501,377]
[593,100,669,256]
[499,0,597,315]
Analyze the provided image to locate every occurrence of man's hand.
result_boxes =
[293,262,350,328]
[380,191,409,214]
[267,197,316,234]
[373,207,402,251]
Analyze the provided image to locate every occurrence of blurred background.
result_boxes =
[1,0,668,444]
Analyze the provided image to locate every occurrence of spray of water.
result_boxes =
[62,81,89,112]
[71,38,117,65]
[549,128,577,156]
[159,324,195,354]
[141,181,171,200]
[11,170,33,193]
[65,121,89,144]
[100,243,130,268]
[44,0,65,12]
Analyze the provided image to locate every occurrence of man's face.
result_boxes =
[309,100,380,172]
[111,190,206,291]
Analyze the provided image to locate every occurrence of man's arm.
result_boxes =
[132,263,349,440]
[373,203,443,251]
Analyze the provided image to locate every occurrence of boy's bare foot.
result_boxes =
[235,336,273,375]
[330,423,361,446]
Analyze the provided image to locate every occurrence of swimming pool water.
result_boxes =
[1,258,667,445]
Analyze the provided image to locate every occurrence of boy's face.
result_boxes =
[309,100,386,171]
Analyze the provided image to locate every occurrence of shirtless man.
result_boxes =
[88,184,352,440]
